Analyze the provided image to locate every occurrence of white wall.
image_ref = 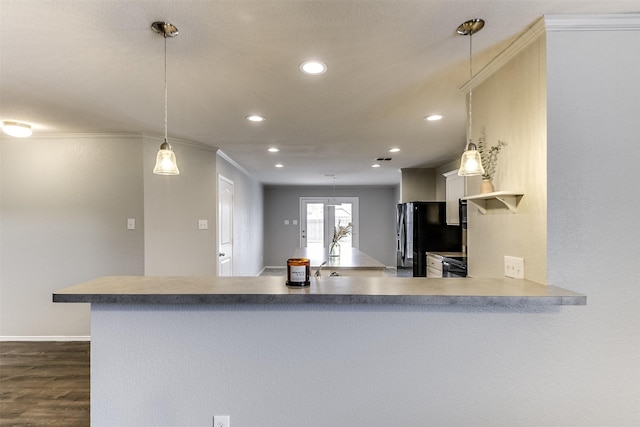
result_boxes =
[90,15,640,426]
[263,185,397,266]
[216,153,264,276]
[0,135,144,338]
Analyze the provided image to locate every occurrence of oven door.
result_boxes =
[442,260,467,278]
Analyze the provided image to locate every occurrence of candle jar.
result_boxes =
[286,258,310,287]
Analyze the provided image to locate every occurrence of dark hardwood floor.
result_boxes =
[0,341,90,426]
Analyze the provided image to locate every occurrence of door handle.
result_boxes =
[219,252,226,257]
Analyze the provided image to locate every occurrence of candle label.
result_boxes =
[289,266,306,282]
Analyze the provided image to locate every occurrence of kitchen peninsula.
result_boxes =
[53,276,584,425]
[293,246,386,276]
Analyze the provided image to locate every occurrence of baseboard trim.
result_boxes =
[0,336,91,342]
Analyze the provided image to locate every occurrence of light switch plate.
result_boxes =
[213,415,230,427]
[504,256,524,279]
[127,218,135,230]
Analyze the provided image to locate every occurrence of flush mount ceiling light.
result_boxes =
[388,147,400,153]
[1,121,32,138]
[424,114,443,121]
[246,115,265,122]
[152,21,180,176]
[457,18,486,177]
[371,164,381,168]
[275,163,284,168]
[299,60,327,75]
[267,147,280,153]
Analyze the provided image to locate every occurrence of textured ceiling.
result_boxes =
[1,1,638,185]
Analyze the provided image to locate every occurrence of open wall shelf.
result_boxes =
[462,191,524,214]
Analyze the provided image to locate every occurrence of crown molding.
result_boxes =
[217,149,253,178]
[545,13,640,32]
[0,131,218,153]
[142,133,218,152]
[460,17,546,93]
[460,13,640,93]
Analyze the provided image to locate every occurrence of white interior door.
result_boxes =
[217,175,233,276]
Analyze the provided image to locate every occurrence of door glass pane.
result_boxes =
[306,203,324,247]
[333,203,352,248]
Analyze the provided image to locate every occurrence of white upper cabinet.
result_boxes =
[443,170,466,225]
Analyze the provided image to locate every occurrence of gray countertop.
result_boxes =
[53,275,586,306]
[293,247,386,269]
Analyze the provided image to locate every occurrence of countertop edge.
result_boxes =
[52,276,586,306]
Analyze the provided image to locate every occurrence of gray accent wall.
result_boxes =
[264,185,397,266]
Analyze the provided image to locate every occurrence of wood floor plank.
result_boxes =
[0,341,90,426]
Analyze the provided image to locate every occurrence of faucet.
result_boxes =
[315,261,327,277]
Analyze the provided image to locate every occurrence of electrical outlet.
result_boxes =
[127,218,135,230]
[213,415,230,427]
[504,256,524,279]
[198,219,208,230]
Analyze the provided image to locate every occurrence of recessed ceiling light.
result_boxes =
[246,115,265,122]
[1,121,32,137]
[300,60,327,75]
[275,163,284,168]
[371,164,381,168]
[268,147,280,153]
[388,148,400,153]
[425,114,443,121]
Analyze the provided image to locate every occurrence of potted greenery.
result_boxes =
[477,129,507,193]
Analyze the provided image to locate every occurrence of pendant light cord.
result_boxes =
[468,31,473,146]
[164,34,168,143]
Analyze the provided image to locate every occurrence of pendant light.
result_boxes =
[457,18,485,177]
[152,21,180,176]
[326,175,340,207]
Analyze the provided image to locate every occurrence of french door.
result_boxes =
[300,197,359,248]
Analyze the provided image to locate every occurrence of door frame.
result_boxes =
[217,174,234,276]
[299,197,359,248]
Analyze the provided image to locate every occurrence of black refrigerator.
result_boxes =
[396,202,462,277]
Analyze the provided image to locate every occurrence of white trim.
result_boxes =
[545,13,640,32]
[459,13,640,94]
[460,17,545,94]
[0,132,219,152]
[1,336,91,342]
[217,149,253,177]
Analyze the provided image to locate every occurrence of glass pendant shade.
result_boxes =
[458,142,485,176]
[153,141,179,175]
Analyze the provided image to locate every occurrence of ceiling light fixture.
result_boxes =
[457,18,486,177]
[152,21,180,176]
[246,115,265,122]
[1,121,32,138]
[275,163,284,168]
[425,114,443,121]
[388,148,400,153]
[300,60,327,75]
[371,164,381,168]
[268,147,280,153]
